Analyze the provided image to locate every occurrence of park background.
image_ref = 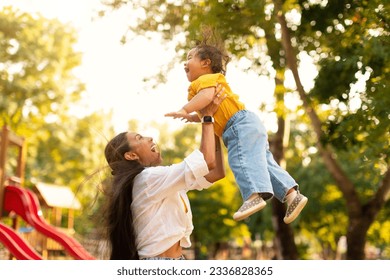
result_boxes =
[0,0,389,260]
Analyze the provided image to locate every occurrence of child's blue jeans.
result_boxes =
[222,110,297,202]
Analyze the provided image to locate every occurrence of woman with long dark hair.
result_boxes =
[103,86,226,260]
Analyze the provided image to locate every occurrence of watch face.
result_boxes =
[203,116,213,122]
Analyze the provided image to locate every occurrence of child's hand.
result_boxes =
[164,108,188,119]
[181,113,201,123]
[165,110,200,123]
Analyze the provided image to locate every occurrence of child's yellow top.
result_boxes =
[188,73,245,137]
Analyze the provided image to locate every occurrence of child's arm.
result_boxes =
[183,87,216,114]
[165,87,216,119]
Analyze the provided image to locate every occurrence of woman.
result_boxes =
[103,86,226,260]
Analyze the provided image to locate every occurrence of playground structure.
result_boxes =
[0,125,95,260]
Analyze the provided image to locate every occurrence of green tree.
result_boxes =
[0,6,83,134]
[274,0,390,259]
[0,7,115,240]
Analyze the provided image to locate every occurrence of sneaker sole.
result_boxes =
[283,197,308,224]
[233,201,266,221]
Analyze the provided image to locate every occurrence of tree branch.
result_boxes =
[371,166,390,208]
[272,0,361,216]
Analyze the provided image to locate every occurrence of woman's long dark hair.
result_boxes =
[103,132,144,260]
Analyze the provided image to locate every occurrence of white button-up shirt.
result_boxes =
[131,149,212,259]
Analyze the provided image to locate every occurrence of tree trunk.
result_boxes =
[346,217,369,259]
[269,75,299,259]
[347,169,390,259]
[272,0,390,259]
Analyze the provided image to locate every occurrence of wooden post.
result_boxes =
[0,126,10,218]
[55,207,62,227]
[16,137,27,187]
[68,208,74,229]
[0,125,26,218]
[42,236,48,259]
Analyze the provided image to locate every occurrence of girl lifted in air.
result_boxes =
[165,29,308,223]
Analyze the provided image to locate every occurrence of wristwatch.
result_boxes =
[201,116,214,123]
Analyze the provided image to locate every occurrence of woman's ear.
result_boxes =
[124,151,139,161]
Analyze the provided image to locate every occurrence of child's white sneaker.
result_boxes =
[233,194,266,221]
[283,192,308,224]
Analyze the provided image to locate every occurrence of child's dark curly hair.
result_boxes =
[194,27,230,75]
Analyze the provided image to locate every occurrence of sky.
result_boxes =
[1,0,316,136]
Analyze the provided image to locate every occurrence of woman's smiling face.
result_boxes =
[125,132,162,167]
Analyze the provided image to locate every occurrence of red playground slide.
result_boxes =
[0,222,43,260]
[3,185,95,260]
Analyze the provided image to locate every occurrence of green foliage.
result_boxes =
[311,58,360,103]
[0,6,83,132]
[0,6,116,237]
[367,200,390,258]
[285,118,346,256]
[286,111,389,258]
[163,124,200,164]
[190,178,240,258]
[298,0,390,162]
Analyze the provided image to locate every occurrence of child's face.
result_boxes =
[184,48,210,82]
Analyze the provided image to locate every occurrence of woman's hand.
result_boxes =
[200,84,226,117]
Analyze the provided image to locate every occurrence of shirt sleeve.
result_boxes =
[135,150,212,202]
[183,149,212,191]
[188,73,221,101]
